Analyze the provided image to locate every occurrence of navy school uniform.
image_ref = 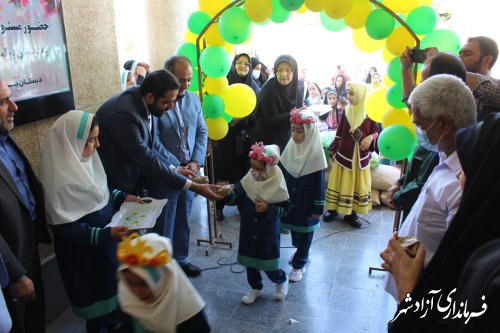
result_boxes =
[224,182,291,289]
[280,166,325,269]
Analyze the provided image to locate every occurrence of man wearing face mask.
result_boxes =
[387,52,469,219]
[384,74,477,301]
[96,70,222,208]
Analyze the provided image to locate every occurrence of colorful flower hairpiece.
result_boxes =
[290,109,314,125]
[249,142,275,164]
[117,233,171,267]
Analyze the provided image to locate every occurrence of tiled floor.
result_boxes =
[46,196,398,333]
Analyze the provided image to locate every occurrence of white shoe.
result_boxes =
[275,279,289,301]
[241,289,263,304]
[289,267,306,282]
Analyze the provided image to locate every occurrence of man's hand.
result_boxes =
[190,183,224,200]
[400,47,414,69]
[255,200,268,213]
[178,168,196,178]
[9,275,35,302]
[386,182,401,209]
[186,161,200,174]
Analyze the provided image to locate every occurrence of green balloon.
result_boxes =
[386,83,406,109]
[176,42,198,68]
[421,29,461,55]
[187,11,211,35]
[378,125,416,161]
[365,9,395,40]
[279,0,304,11]
[188,70,200,92]
[200,46,231,78]
[387,57,402,84]
[221,112,233,123]
[202,94,225,119]
[407,6,437,35]
[218,7,252,44]
[320,11,346,32]
[270,0,291,23]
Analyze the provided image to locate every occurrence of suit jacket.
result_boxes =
[157,91,208,168]
[96,87,187,194]
[0,137,50,283]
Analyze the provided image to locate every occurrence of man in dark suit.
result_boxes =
[0,79,51,333]
[96,70,221,215]
[154,56,208,277]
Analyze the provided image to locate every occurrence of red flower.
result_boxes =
[126,254,139,266]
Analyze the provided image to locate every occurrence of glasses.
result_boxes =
[235,61,251,67]
[177,78,192,84]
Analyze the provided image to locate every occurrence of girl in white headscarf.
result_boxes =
[223,143,290,305]
[280,111,327,282]
[117,233,208,333]
[39,110,138,333]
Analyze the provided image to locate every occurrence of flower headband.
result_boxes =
[249,142,275,165]
[117,233,171,267]
[290,109,314,125]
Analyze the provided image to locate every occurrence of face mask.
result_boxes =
[414,120,438,152]
[252,70,261,80]
[250,167,267,181]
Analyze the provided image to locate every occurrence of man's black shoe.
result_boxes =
[322,210,338,222]
[344,213,362,228]
[181,263,202,277]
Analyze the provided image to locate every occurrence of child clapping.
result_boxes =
[224,143,291,304]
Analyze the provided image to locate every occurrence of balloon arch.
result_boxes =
[177,0,462,162]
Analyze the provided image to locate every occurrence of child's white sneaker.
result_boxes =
[289,267,306,282]
[275,279,289,301]
[241,289,263,304]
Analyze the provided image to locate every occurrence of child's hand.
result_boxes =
[110,226,130,240]
[360,135,373,151]
[125,195,144,203]
[255,200,268,213]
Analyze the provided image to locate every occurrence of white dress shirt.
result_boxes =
[384,151,462,301]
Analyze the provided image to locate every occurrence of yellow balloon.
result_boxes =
[381,108,410,128]
[199,0,231,16]
[305,0,324,12]
[344,0,372,29]
[383,74,394,86]
[382,46,394,63]
[381,0,422,13]
[206,117,229,140]
[223,43,234,57]
[421,0,432,5]
[245,0,273,23]
[406,113,416,138]
[185,30,198,44]
[352,28,384,52]
[324,0,353,19]
[222,84,257,118]
[366,87,391,123]
[204,23,228,47]
[386,27,416,56]
[297,3,308,13]
[204,77,229,95]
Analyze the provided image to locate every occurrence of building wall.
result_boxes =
[11,0,184,174]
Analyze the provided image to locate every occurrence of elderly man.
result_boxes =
[0,79,51,332]
[96,70,221,203]
[384,74,477,301]
[150,55,208,277]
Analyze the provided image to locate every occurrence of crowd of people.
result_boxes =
[1,34,500,333]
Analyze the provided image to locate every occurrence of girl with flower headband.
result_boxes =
[222,143,291,305]
[39,111,140,332]
[117,233,209,333]
[280,111,327,282]
[323,82,379,227]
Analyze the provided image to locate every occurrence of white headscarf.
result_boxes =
[240,144,289,204]
[281,111,327,178]
[117,234,205,333]
[39,110,109,225]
